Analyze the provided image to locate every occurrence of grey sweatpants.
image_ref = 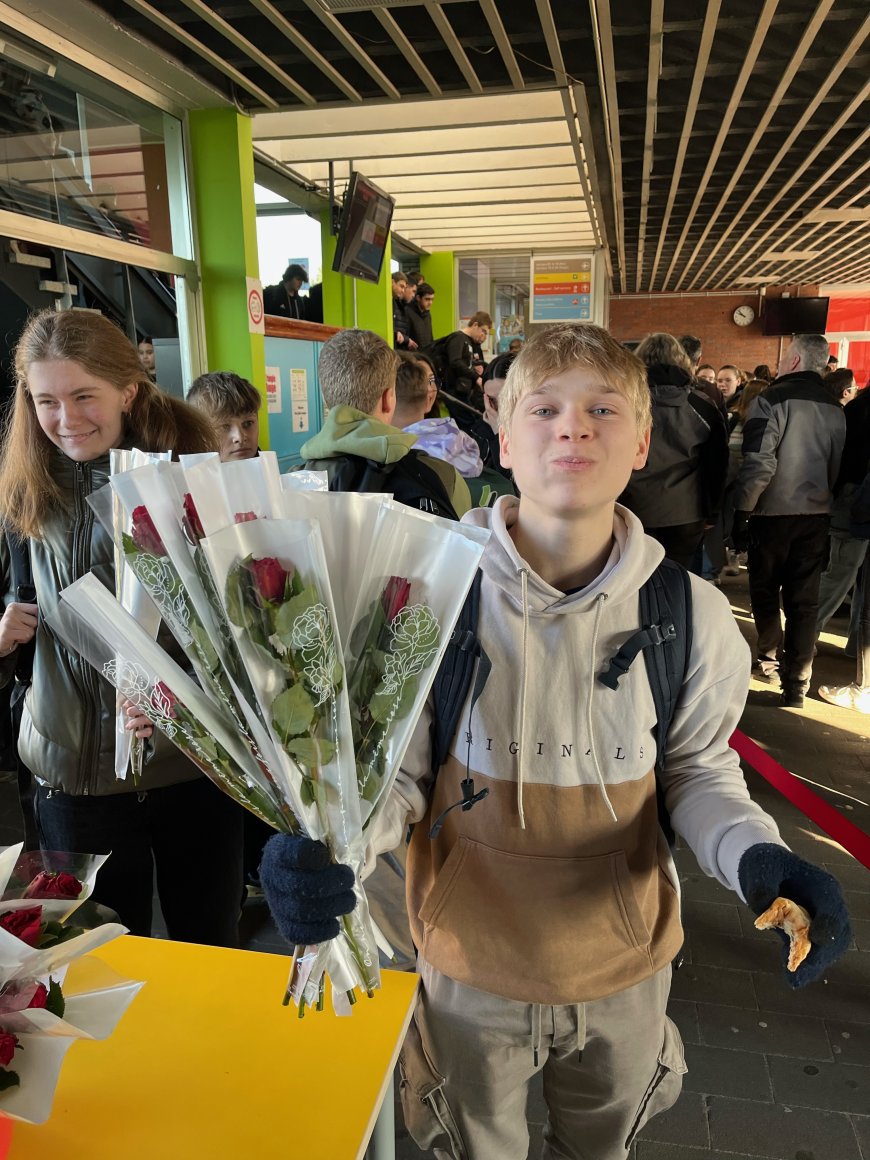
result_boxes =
[398,958,686,1160]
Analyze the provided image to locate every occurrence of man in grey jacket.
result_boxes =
[733,334,845,708]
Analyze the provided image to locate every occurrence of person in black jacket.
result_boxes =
[404,282,435,350]
[263,264,308,320]
[440,312,491,407]
[619,332,728,569]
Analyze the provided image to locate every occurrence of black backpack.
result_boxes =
[311,451,459,521]
[428,558,693,843]
[421,335,453,390]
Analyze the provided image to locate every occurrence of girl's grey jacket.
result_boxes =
[1,449,199,797]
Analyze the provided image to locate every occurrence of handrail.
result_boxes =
[264,315,341,341]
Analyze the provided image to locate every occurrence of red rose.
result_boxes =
[27,983,48,1009]
[0,907,42,947]
[182,493,205,544]
[0,1031,18,1068]
[130,506,166,555]
[248,558,288,603]
[381,576,411,623]
[153,681,178,720]
[235,511,257,523]
[24,871,83,900]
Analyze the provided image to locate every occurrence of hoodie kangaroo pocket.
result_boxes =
[398,1013,467,1159]
[417,837,653,1003]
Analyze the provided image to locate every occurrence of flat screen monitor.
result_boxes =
[331,172,395,284]
[761,296,829,336]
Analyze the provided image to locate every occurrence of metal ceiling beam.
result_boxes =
[115,0,279,108]
[248,0,362,102]
[384,167,579,193]
[800,237,870,285]
[767,218,870,286]
[393,186,583,206]
[287,147,577,180]
[661,0,779,291]
[635,0,664,291]
[561,88,603,249]
[173,0,315,106]
[588,0,626,284]
[297,0,401,100]
[394,199,590,219]
[705,105,870,289]
[677,0,835,291]
[739,176,870,284]
[254,90,565,138]
[427,4,483,94]
[686,11,870,289]
[479,0,525,88]
[261,124,569,162]
[648,0,720,290]
[371,9,442,97]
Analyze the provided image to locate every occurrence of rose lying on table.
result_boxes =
[739,843,851,988]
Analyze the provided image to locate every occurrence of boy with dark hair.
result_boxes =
[405,282,435,350]
[263,263,308,320]
[187,371,261,462]
[438,311,491,407]
[263,323,850,1160]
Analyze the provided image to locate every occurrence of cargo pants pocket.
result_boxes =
[624,1016,688,1149]
[398,1014,467,1160]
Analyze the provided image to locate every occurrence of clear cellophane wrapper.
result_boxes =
[342,501,489,830]
[199,516,378,1011]
[0,844,141,1123]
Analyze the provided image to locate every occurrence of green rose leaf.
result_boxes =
[287,736,336,767]
[0,1070,20,1091]
[45,977,65,1019]
[273,585,319,640]
[122,531,140,557]
[272,683,315,742]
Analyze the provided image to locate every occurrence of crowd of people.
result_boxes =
[0,303,858,1160]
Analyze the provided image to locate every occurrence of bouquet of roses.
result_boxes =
[59,455,491,1015]
[0,844,141,1124]
[108,449,172,783]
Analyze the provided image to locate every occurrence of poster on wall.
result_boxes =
[529,255,593,323]
[265,366,282,414]
[290,367,309,433]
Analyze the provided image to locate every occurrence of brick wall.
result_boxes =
[607,287,819,374]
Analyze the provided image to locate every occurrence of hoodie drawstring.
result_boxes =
[517,568,530,829]
[588,593,619,824]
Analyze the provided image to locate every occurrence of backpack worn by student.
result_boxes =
[429,557,693,845]
[310,452,459,521]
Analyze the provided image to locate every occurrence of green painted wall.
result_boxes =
[320,211,393,341]
[420,251,455,337]
[188,108,268,446]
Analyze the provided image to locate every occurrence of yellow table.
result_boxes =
[10,936,419,1160]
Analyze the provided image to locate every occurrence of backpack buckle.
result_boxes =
[649,621,676,647]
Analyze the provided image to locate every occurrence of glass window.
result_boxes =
[0,48,190,258]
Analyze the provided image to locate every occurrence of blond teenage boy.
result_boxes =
[261,324,850,1160]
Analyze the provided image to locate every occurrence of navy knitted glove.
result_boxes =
[260,833,356,945]
[738,843,851,989]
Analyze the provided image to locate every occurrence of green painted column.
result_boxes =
[320,212,393,342]
[421,251,456,336]
[188,108,269,446]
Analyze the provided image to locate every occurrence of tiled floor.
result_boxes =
[3,566,869,1158]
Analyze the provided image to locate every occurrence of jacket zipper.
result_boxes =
[72,460,101,795]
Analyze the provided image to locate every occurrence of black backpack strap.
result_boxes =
[5,533,35,696]
[598,558,693,845]
[428,570,491,837]
[319,452,458,521]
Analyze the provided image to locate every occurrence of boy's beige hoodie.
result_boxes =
[370,496,784,1004]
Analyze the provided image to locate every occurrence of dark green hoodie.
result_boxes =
[301,406,472,517]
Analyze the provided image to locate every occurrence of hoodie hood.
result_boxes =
[462,495,664,615]
[462,495,665,828]
[300,405,416,465]
[646,363,694,407]
[404,417,484,478]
